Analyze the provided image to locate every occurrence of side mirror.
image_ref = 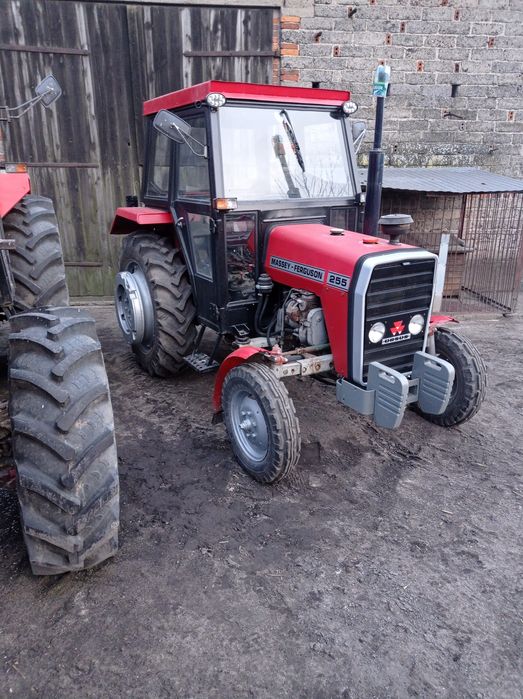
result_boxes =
[351,119,366,154]
[35,75,62,107]
[153,109,192,144]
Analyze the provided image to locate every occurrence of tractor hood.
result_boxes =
[265,223,415,292]
[265,223,424,378]
[0,172,31,218]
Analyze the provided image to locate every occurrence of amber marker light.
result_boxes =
[5,163,28,173]
[213,197,238,211]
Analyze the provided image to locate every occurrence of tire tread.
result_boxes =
[3,195,69,310]
[9,307,119,575]
[119,232,196,376]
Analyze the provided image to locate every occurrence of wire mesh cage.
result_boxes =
[381,190,523,314]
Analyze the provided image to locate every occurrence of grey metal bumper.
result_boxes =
[336,351,455,429]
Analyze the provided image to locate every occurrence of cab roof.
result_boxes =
[143,80,351,116]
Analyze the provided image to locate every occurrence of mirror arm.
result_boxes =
[353,131,366,154]
[3,94,44,121]
[178,130,208,159]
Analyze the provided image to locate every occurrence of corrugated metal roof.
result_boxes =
[358,167,523,193]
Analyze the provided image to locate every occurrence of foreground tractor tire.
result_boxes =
[3,195,69,311]
[418,327,487,427]
[117,232,196,377]
[9,307,119,575]
[222,363,301,484]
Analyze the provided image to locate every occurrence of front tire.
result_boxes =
[9,307,119,575]
[116,232,196,377]
[222,363,301,484]
[3,195,69,311]
[418,327,486,427]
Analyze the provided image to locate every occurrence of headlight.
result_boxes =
[206,92,226,108]
[408,314,425,335]
[368,322,386,343]
[342,100,358,115]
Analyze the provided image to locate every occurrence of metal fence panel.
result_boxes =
[382,190,523,314]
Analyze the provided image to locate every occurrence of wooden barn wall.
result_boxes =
[0,1,278,296]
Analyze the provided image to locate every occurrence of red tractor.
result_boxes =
[111,80,486,484]
[1,76,119,574]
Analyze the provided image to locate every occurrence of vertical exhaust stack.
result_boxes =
[363,65,391,237]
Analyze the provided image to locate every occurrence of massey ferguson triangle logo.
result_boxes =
[390,320,406,336]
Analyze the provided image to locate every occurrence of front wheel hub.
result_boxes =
[114,268,154,346]
[230,393,269,462]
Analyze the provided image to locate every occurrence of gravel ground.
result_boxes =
[0,305,521,699]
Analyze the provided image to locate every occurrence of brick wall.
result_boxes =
[278,0,523,178]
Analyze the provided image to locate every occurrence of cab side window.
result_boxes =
[176,114,210,201]
[146,127,171,200]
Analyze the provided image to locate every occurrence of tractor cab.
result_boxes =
[127,81,363,337]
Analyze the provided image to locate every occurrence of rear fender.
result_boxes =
[109,206,174,236]
[213,346,268,412]
[0,173,31,218]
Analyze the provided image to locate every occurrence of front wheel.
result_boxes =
[417,327,486,427]
[222,363,301,484]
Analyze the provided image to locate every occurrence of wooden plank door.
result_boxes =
[0,1,278,296]
[0,0,140,296]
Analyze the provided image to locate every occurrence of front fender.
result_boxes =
[429,314,458,333]
[213,346,267,412]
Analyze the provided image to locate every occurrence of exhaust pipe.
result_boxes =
[363,65,391,237]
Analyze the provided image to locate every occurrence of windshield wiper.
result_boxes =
[272,134,301,198]
[280,109,305,172]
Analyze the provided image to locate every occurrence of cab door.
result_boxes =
[171,112,221,329]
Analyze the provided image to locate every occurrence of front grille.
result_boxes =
[362,257,435,382]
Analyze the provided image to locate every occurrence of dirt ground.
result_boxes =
[0,304,522,699]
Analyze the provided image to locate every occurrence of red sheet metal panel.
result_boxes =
[144,81,351,115]
[109,206,173,234]
[0,172,31,218]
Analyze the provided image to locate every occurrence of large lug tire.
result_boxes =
[3,195,69,311]
[116,232,196,377]
[222,363,301,484]
[418,327,487,427]
[8,307,119,575]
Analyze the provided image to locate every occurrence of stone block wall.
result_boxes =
[277,0,523,177]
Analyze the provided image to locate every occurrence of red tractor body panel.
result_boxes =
[0,172,31,218]
[144,80,351,116]
[265,224,415,377]
[110,206,174,235]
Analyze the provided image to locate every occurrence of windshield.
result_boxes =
[218,105,354,201]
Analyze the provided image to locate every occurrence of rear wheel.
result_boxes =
[3,195,69,311]
[417,327,486,427]
[116,232,196,377]
[222,363,301,484]
[9,307,119,575]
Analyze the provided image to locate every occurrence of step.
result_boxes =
[183,351,220,374]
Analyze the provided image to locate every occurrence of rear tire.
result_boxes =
[117,232,196,377]
[417,327,487,427]
[9,307,119,575]
[3,195,69,311]
[222,363,301,484]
